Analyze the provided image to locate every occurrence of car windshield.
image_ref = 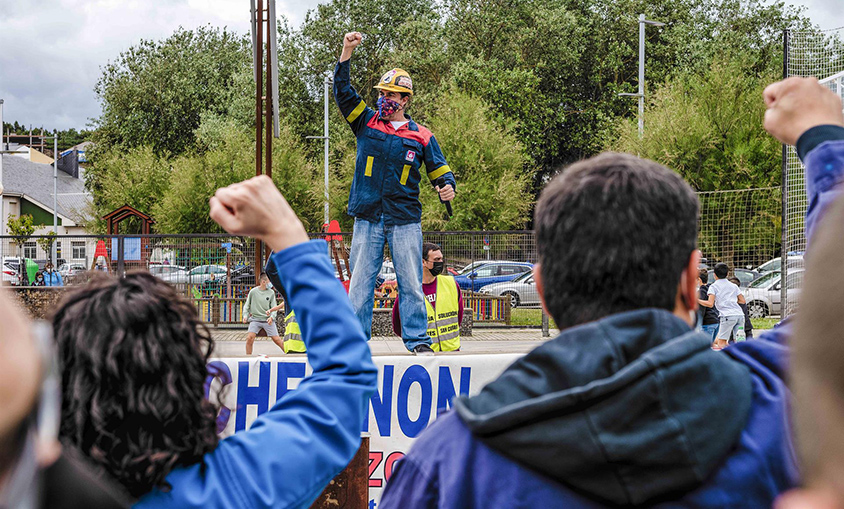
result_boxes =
[512,271,533,282]
[749,271,779,288]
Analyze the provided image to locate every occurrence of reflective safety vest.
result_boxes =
[425,276,461,352]
[283,311,307,354]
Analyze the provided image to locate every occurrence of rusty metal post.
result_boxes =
[309,434,369,509]
[254,0,264,277]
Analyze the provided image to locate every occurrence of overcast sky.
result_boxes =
[0,0,842,132]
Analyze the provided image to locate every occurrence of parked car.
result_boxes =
[58,263,87,283]
[755,253,804,273]
[744,269,804,318]
[150,264,190,283]
[2,261,19,285]
[188,265,228,284]
[453,261,533,292]
[477,271,540,308]
[380,261,396,281]
[706,268,760,288]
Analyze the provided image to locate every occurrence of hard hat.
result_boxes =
[374,68,413,96]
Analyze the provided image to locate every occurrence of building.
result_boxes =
[1,154,95,266]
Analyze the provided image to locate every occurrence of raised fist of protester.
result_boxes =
[343,32,362,49]
[210,175,309,253]
[436,184,455,202]
[763,76,844,146]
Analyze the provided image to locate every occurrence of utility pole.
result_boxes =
[307,72,332,226]
[250,0,279,274]
[53,132,58,266]
[619,14,665,138]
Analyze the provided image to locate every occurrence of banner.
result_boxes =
[206,354,523,506]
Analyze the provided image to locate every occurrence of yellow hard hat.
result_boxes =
[374,68,413,96]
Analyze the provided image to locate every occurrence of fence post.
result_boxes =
[212,295,220,327]
[541,310,550,337]
[116,235,125,277]
[309,434,369,509]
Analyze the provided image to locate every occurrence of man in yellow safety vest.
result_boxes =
[267,303,307,354]
[392,242,463,352]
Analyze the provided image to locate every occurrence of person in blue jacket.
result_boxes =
[52,175,377,508]
[42,262,63,287]
[334,31,456,355]
[763,77,844,509]
[381,78,844,505]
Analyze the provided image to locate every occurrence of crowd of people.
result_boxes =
[1,43,844,508]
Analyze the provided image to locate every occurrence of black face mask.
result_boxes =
[429,261,445,277]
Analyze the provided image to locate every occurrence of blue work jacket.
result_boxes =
[334,59,456,226]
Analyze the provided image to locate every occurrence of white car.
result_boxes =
[755,253,804,273]
[149,264,189,283]
[477,271,540,308]
[58,263,87,279]
[744,270,803,318]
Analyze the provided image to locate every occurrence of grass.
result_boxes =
[508,307,556,328]
[751,317,780,330]
[506,308,779,331]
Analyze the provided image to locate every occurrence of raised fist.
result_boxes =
[343,32,362,49]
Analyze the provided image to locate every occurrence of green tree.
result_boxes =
[35,230,57,258]
[94,26,250,155]
[7,214,35,255]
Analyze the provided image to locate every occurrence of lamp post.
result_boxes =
[619,14,665,138]
[307,71,332,226]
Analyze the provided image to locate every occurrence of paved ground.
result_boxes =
[211,327,556,357]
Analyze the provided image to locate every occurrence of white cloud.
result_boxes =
[0,0,321,131]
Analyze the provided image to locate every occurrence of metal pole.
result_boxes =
[53,133,58,265]
[638,14,645,138]
[264,0,273,268]
[781,29,789,317]
[0,98,4,237]
[324,73,331,225]
[254,0,264,276]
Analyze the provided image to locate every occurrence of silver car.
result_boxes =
[477,271,540,308]
[744,270,803,318]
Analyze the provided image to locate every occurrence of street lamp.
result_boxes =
[619,14,665,138]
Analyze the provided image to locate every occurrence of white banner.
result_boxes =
[205,354,522,506]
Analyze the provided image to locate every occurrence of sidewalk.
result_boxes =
[210,327,555,357]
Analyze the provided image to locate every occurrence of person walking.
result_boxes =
[243,272,284,355]
[700,263,745,350]
[728,276,753,340]
[334,31,456,355]
[392,242,463,352]
[697,268,719,343]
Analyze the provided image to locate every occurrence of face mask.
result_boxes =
[429,261,445,277]
[377,96,402,119]
[266,281,273,289]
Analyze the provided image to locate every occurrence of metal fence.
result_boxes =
[783,27,844,316]
[0,187,785,329]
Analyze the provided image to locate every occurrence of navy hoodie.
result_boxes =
[381,127,844,508]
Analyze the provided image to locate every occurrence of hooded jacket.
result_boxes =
[381,126,844,508]
[380,309,796,508]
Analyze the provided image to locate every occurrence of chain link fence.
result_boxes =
[783,27,844,316]
[2,185,785,328]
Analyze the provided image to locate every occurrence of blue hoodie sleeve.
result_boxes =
[135,240,378,509]
[795,126,844,242]
[334,60,373,136]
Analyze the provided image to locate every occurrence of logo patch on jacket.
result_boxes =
[406,150,415,162]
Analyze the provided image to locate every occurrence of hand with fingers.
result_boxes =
[209,175,310,253]
[763,76,844,146]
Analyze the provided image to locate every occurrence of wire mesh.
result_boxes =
[783,28,844,316]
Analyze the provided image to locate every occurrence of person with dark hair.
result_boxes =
[728,276,753,340]
[697,268,719,342]
[392,242,464,352]
[53,175,377,508]
[242,272,283,354]
[334,31,455,356]
[0,290,129,508]
[42,262,63,287]
[381,151,799,508]
[701,262,746,349]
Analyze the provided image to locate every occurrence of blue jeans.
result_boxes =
[349,217,430,350]
[700,323,718,343]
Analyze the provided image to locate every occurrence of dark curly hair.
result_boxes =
[52,272,220,498]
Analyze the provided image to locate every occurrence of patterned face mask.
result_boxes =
[377,96,402,119]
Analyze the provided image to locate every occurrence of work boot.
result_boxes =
[412,344,435,356]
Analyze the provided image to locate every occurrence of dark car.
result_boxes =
[453,261,533,292]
